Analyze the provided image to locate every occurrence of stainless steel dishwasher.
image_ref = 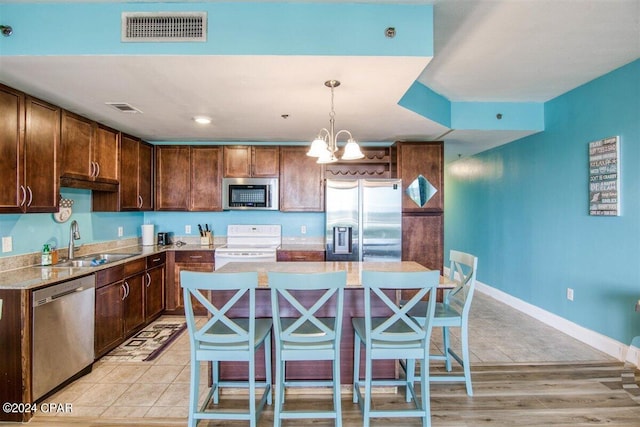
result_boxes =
[32,274,95,401]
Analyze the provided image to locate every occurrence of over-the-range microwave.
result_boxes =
[222,177,279,210]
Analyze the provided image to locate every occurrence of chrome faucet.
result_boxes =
[68,220,81,259]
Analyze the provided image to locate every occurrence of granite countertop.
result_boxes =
[0,240,325,291]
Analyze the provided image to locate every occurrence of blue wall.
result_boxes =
[444,59,640,345]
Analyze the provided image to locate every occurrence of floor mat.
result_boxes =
[101,318,187,362]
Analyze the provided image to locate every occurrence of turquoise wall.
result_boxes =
[444,59,640,345]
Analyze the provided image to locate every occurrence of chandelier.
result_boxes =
[306,80,364,164]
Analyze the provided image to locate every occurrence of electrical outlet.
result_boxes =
[185,225,192,234]
[117,226,124,237]
[567,288,574,301]
[2,236,12,253]
[301,225,307,234]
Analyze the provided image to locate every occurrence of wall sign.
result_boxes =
[589,136,619,216]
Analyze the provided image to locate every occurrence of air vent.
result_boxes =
[122,12,207,42]
[105,102,143,114]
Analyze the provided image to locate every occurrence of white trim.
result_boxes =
[444,266,634,366]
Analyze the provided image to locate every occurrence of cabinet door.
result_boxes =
[145,265,165,322]
[279,146,324,211]
[119,135,139,210]
[138,141,154,210]
[190,146,223,211]
[402,213,443,272]
[0,85,24,213]
[252,146,279,177]
[174,251,214,315]
[60,110,93,180]
[223,145,251,177]
[24,97,60,213]
[93,125,119,184]
[123,272,145,335]
[395,142,444,212]
[95,281,124,357]
[156,146,190,210]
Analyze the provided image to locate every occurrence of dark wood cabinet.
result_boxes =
[223,145,279,177]
[95,279,125,357]
[0,85,59,213]
[191,146,223,211]
[277,250,325,262]
[279,146,324,211]
[60,110,120,190]
[393,141,444,212]
[93,135,153,212]
[145,253,166,322]
[393,141,445,274]
[167,250,214,315]
[155,145,222,211]
[120,135,153,210]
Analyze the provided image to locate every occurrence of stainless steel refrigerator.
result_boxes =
[325,179,402,262]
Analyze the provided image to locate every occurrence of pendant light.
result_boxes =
[307,80,364,164]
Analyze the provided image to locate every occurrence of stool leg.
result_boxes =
[212,360,220,404]
[421,354,431,427]
[461,323,473,396]
[188,356,199,427]
[265,334,273,405]
[405,359,415,402]
[443,326,452,371]
[333,352,342,427]
[353,334,361,404]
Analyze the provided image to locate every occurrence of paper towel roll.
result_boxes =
[141,224,155,246]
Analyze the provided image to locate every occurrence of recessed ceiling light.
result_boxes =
[193,116,212,125]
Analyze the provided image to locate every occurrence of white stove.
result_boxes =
[214,224,281,269]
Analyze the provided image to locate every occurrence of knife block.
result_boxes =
[200,231,213,246]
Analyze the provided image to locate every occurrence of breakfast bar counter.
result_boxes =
[209,261,451,385]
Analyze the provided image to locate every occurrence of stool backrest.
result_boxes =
[361,270,440,344]
[446,250,478,317]
[181,271,259,348]
[268,271,346,344]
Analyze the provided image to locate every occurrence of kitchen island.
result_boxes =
[209,261,452,385]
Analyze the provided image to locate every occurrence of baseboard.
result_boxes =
[443,267,634,366]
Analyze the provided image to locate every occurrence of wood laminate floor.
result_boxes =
[14,293,640,426]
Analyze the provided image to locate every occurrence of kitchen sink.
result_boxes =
[41,252,141,268]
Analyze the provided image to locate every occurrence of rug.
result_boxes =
[101,318,187,362]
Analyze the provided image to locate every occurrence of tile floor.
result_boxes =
[39,292,613,421]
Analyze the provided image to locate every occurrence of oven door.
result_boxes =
[214,250,277,270]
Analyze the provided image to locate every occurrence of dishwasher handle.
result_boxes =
[32,275,96,307]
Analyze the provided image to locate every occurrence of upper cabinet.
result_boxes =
[119,135,153,211]
[60,110,119,191]
[392,141,444,212]
[93,135,153,211]
[0,85,60,213]
[155,145,223,211]
[279,146,324,212]
[223,145,279,177]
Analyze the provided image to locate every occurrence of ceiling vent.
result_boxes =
[121,12,207,42]
[105,102,143,114]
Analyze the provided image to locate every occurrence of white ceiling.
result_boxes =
[0,0,638,163]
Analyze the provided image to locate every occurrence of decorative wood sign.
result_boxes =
[589,136,619,216]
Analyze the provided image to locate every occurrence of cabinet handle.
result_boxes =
[146,272,151,287]
[90,162,95,177]
[26,186,33,207]
[293,256,306,260]
[151,257,161,262]
[19,185,27,207]
[138,195,143,208]
[189,255,203,259]
[121,283,127,300]
[94,162,100,177]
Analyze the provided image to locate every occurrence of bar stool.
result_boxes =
[352,269,440,427]
[268,270,346,427]
[181,271,272,427]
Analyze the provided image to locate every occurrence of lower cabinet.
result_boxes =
[276,249,325,262]
[169,250,215,315]
[94,254,167,358]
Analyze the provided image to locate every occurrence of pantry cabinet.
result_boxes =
[223,145,279,177]
[279,146,324,211]
[0,85,60,213]
[60,110,120,191]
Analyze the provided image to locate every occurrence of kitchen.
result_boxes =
[1,0,640,426]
